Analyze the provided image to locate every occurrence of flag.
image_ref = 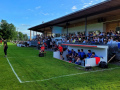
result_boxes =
[95,57,100,65]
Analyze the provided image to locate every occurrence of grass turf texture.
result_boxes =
[0,42,120,90]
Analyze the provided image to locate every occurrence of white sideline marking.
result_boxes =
[6,58,23,83]
[6,55,120,83]
[8,56,38,58]
[22,67,120,83]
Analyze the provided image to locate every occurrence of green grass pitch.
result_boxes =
[0,42,120,90]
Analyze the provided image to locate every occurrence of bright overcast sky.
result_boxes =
[0,0,106,36]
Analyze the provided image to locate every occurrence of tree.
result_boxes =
[0,20,16,40]
[0,20,9,39]
[18,32,23,40]
[0,19,28,41]
[23,34,28,41]
[8,23,17,40]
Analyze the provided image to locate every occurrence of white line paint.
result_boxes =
[6,54,120,84]
[6,58,23,83]
[22,67,120,83]
[8,56,39,58]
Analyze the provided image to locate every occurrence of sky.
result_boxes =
[0,0,106,36]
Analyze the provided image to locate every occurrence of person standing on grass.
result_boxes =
[58,44,64,60]
[3,39,8,57]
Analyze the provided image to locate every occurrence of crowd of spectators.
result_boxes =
[61,30,120,45]
[17,30,120,49]
[33,34,53,43]
[13,30,120,65]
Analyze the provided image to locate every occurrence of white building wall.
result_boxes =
[62,23,104,35]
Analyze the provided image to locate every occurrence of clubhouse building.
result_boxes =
[28,0,120,40]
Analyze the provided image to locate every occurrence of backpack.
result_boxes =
[85,66,92,71]
[39,53,44,57]
[99,61,108,68]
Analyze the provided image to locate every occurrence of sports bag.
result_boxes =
[99,61,108,68]
[39,53,44,57]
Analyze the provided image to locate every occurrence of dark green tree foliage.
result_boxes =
[8,23,17,40]
[18,32,23,40]
[0,20,9,39]
[23,34,28,41]
[0,20,28,40]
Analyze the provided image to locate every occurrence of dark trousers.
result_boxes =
[38,44,40,50]
[4,48,7,55]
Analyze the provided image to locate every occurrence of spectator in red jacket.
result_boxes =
[58,44,64,60]
[40,44,45,53]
